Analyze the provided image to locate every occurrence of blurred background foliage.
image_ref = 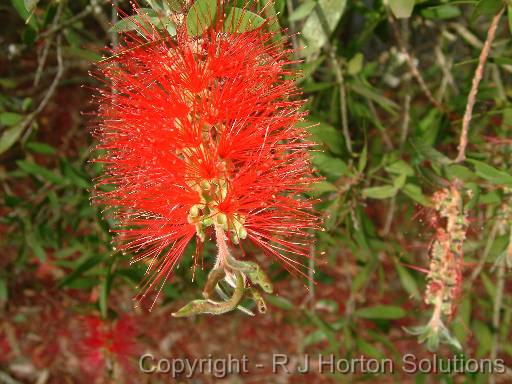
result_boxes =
[1,0,512,383]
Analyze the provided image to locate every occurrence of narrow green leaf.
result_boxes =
[355,305,406,319]
[472,0,503,21]
[389,0,415,19]
[410,140,452,165]
[186,0,217,36]
[24,0,39,12]
[305,117,345,155]
[289,0,317,22]
[0,124,24,154]
[305,310,341,352]
[347,53,364,75]
[224,8,265,33]
[26,142,56,155]
[395,261,420,299]
[358,144,368,173]
[17,160,67,185]
[393,173,407,189]
[59,255,104,288]
[0,112,23,126]
[0,277,7,304]
[301,0,347,56]
[10,0,38,28]
[402,183,430,206]
[303,329,327,347]
[312,152,349,179]
[357,338,386,359]
[111,13,154,33]
[509,5,512,33]
[350,83,399,114]
[310,181,338,195]
[469,159,512,186]
[385,160,414,176]
[266,295,294,310]
[422,5,461,20]
[362,185,398,199]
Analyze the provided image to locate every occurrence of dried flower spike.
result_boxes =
[92,1,319,314]
[406,184,468,351]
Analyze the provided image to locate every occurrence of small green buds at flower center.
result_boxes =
[187,174,247,244]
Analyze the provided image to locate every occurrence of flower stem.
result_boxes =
[214,224,231,269]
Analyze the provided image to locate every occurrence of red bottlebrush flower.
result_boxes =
[93,2,319,307]
[78,316,139,379]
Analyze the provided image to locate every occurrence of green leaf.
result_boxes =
[472,0,503,21]
[99,271,114,319]
[186,0,217,36]
[0,124,24,155]
[10,0,38,28]
[350,82,399,114]
[17,160,67,185]
[411,140,452,165]
[395,261,420,299]
[385,160,414,176]
[26,232,46,261]
[111,12,155,33]
[355,305,406,319]
[347,53,364,75]
[64,47,103,62]
[509,4,512,33]
[393,173,407,189]
[303,329,327,347]
[301,0,347,56]
[265,295,294,310]
[315,299,339,313]
[469,159,512,186]
[473,320,493,357]
[305,310,341,351]
[0,277,7,304]
[24,0,39,12]
[0,112,23,126]
[445,164,475,181]
[362,185,398,199]
[310,181,338,195]
[312,152,349,179]
[402,183,430,206]
[26,141,56,155]
[305,117,345,155]
[58,255,104,288]
[358,144,368,173]
[422,5,461,20]
[357,338,386,359]
[389,0,415,19]
[289,1,317,22]
[224,8,265,33]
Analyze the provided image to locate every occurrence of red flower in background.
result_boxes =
[78,316,139,379]
[93,2,319,306]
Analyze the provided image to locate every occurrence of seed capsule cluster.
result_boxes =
[425,186,468,318]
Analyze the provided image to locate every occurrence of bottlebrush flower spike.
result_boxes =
[92,1,320,314]
[78,316,139,380]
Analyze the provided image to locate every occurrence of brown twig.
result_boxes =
[314,4,353,154]
[20,35,65,143]
[329,52,353,154]
[285,0,300,57]
[38,4,93,40]
[34,1,64,87]
[454,7,504,163]
[389,14,445,113]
